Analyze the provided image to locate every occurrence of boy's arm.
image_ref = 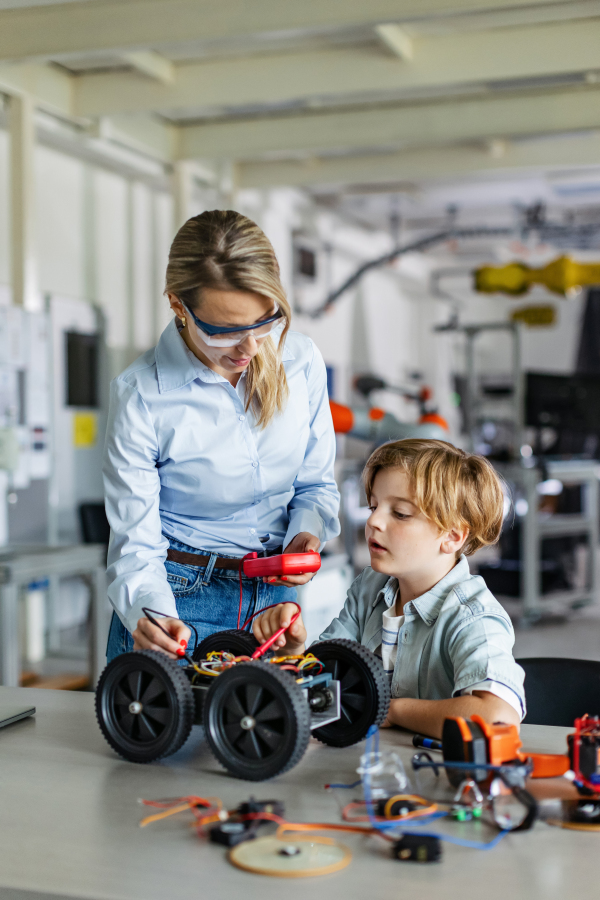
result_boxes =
[384,691,520,739]
[386,607,524,738]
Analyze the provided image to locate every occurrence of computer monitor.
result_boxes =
[525,371,600,455]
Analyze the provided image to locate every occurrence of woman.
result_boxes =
[104,210,340,661]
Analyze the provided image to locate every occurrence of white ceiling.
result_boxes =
[2,0,600,224]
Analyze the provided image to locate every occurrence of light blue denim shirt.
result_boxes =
[317,556,526,712]
[103,320,340,633]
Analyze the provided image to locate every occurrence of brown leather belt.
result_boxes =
[166,548,242,570]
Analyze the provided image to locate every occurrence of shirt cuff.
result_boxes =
[123,592,179,635]
[460,679,524,720]
[284,508,325,550]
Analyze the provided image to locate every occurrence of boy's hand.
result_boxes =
[252,603,307,653]
[133,616,191,659]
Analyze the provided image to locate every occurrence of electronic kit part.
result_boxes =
[210,821,256,848]
[241,551,321,579]
[412,734,443,751]
[228,835,352,878]
[96,626,390,780]
[209,797,286,846]
[391,834,442,863]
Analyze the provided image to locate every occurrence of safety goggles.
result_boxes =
[182,303,285,347]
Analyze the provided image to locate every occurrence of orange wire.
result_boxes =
[341,797,437,823]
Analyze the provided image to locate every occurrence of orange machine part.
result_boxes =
[518,752,570,778]
[329,401,354,434]
[368,407,386,421]
[470,715,523,766]
[419,412,449,431]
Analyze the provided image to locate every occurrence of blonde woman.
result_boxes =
[104,210,340,661]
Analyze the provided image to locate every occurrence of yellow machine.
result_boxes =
[474,256,600,297]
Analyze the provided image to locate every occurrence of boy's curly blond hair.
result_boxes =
[363,439,505,556]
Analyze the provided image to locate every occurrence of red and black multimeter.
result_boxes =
[242,551,321,579]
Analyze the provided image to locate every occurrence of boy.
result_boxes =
[253,439,525,738]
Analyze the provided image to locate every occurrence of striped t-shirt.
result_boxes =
[377,604,404,680]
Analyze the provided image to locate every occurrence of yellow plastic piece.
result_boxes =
[73,412,97,447]
[474,256,600,297]
[510,305,556,326]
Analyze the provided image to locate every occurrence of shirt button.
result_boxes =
[252,461,258,468]
[249,528,256,534]
[239,415,245,421]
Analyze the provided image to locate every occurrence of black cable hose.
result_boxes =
[307,222,600,319]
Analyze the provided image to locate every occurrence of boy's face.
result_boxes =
[365,468,463,580]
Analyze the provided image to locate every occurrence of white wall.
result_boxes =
[0,129,8,288]
[36,146,86,303]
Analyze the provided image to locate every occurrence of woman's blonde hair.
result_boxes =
[165,210,290,428]
[363,439,505,556]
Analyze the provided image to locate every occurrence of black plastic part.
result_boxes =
[209,823,256,847]
[570,800,600,824]
[568,732,600,781]
[442,718,488,787]
[310,639,390,747]
[203,660,311,780]
[392,834,442,862]
[193,629,259,662]
[95,650,195,763]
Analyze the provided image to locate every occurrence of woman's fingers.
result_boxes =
[132,617,188,657]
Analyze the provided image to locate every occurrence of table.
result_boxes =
[0,687,596,900]
[0,545,108,689]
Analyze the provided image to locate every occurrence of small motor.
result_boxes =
[392,834,441,863]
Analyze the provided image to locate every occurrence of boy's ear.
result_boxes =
[440,525,469,556]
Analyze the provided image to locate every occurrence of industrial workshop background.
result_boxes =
[2,0,600,687]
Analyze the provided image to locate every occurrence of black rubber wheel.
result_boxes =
[203,660,311,780]
[95,650,195,763]
[192,628,259,661]
[310,639,390,747]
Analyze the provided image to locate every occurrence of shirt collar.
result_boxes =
[155,318,294,394]
[373,555,471,626]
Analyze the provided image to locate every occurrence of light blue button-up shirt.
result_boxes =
[103,319,340,633]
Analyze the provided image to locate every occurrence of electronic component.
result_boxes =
[229,835,352,877]
[391,834,442,863]
[241,551,321,578]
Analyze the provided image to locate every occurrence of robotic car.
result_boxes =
[96,626,391,781]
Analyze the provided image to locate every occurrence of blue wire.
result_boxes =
[326,781,362,790]
[362,727,509,851]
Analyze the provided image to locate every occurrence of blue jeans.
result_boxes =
[106,537,297,662]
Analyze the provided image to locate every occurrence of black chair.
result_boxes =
[79,502,110,545]
[517,657,600,726]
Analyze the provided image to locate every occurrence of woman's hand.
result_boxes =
[263,532,320,588]
[133,616,192,659]
[252,602,307,654]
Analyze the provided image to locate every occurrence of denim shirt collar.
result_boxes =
[373,555,471,627]
[155,318,294,394]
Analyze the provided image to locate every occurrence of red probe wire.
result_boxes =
[236,553,302,658]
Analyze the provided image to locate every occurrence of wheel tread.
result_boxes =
[95,650,195,763]
[311,638,391,747]
[204,660,311,780]
[192,629,258,661]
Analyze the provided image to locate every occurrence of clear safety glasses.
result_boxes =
[183,303,285,347]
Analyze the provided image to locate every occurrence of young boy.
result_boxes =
[253,439,525,739]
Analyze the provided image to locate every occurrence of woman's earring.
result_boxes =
[180,316,186,328]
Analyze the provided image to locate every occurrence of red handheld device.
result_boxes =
[242,551,321,579]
